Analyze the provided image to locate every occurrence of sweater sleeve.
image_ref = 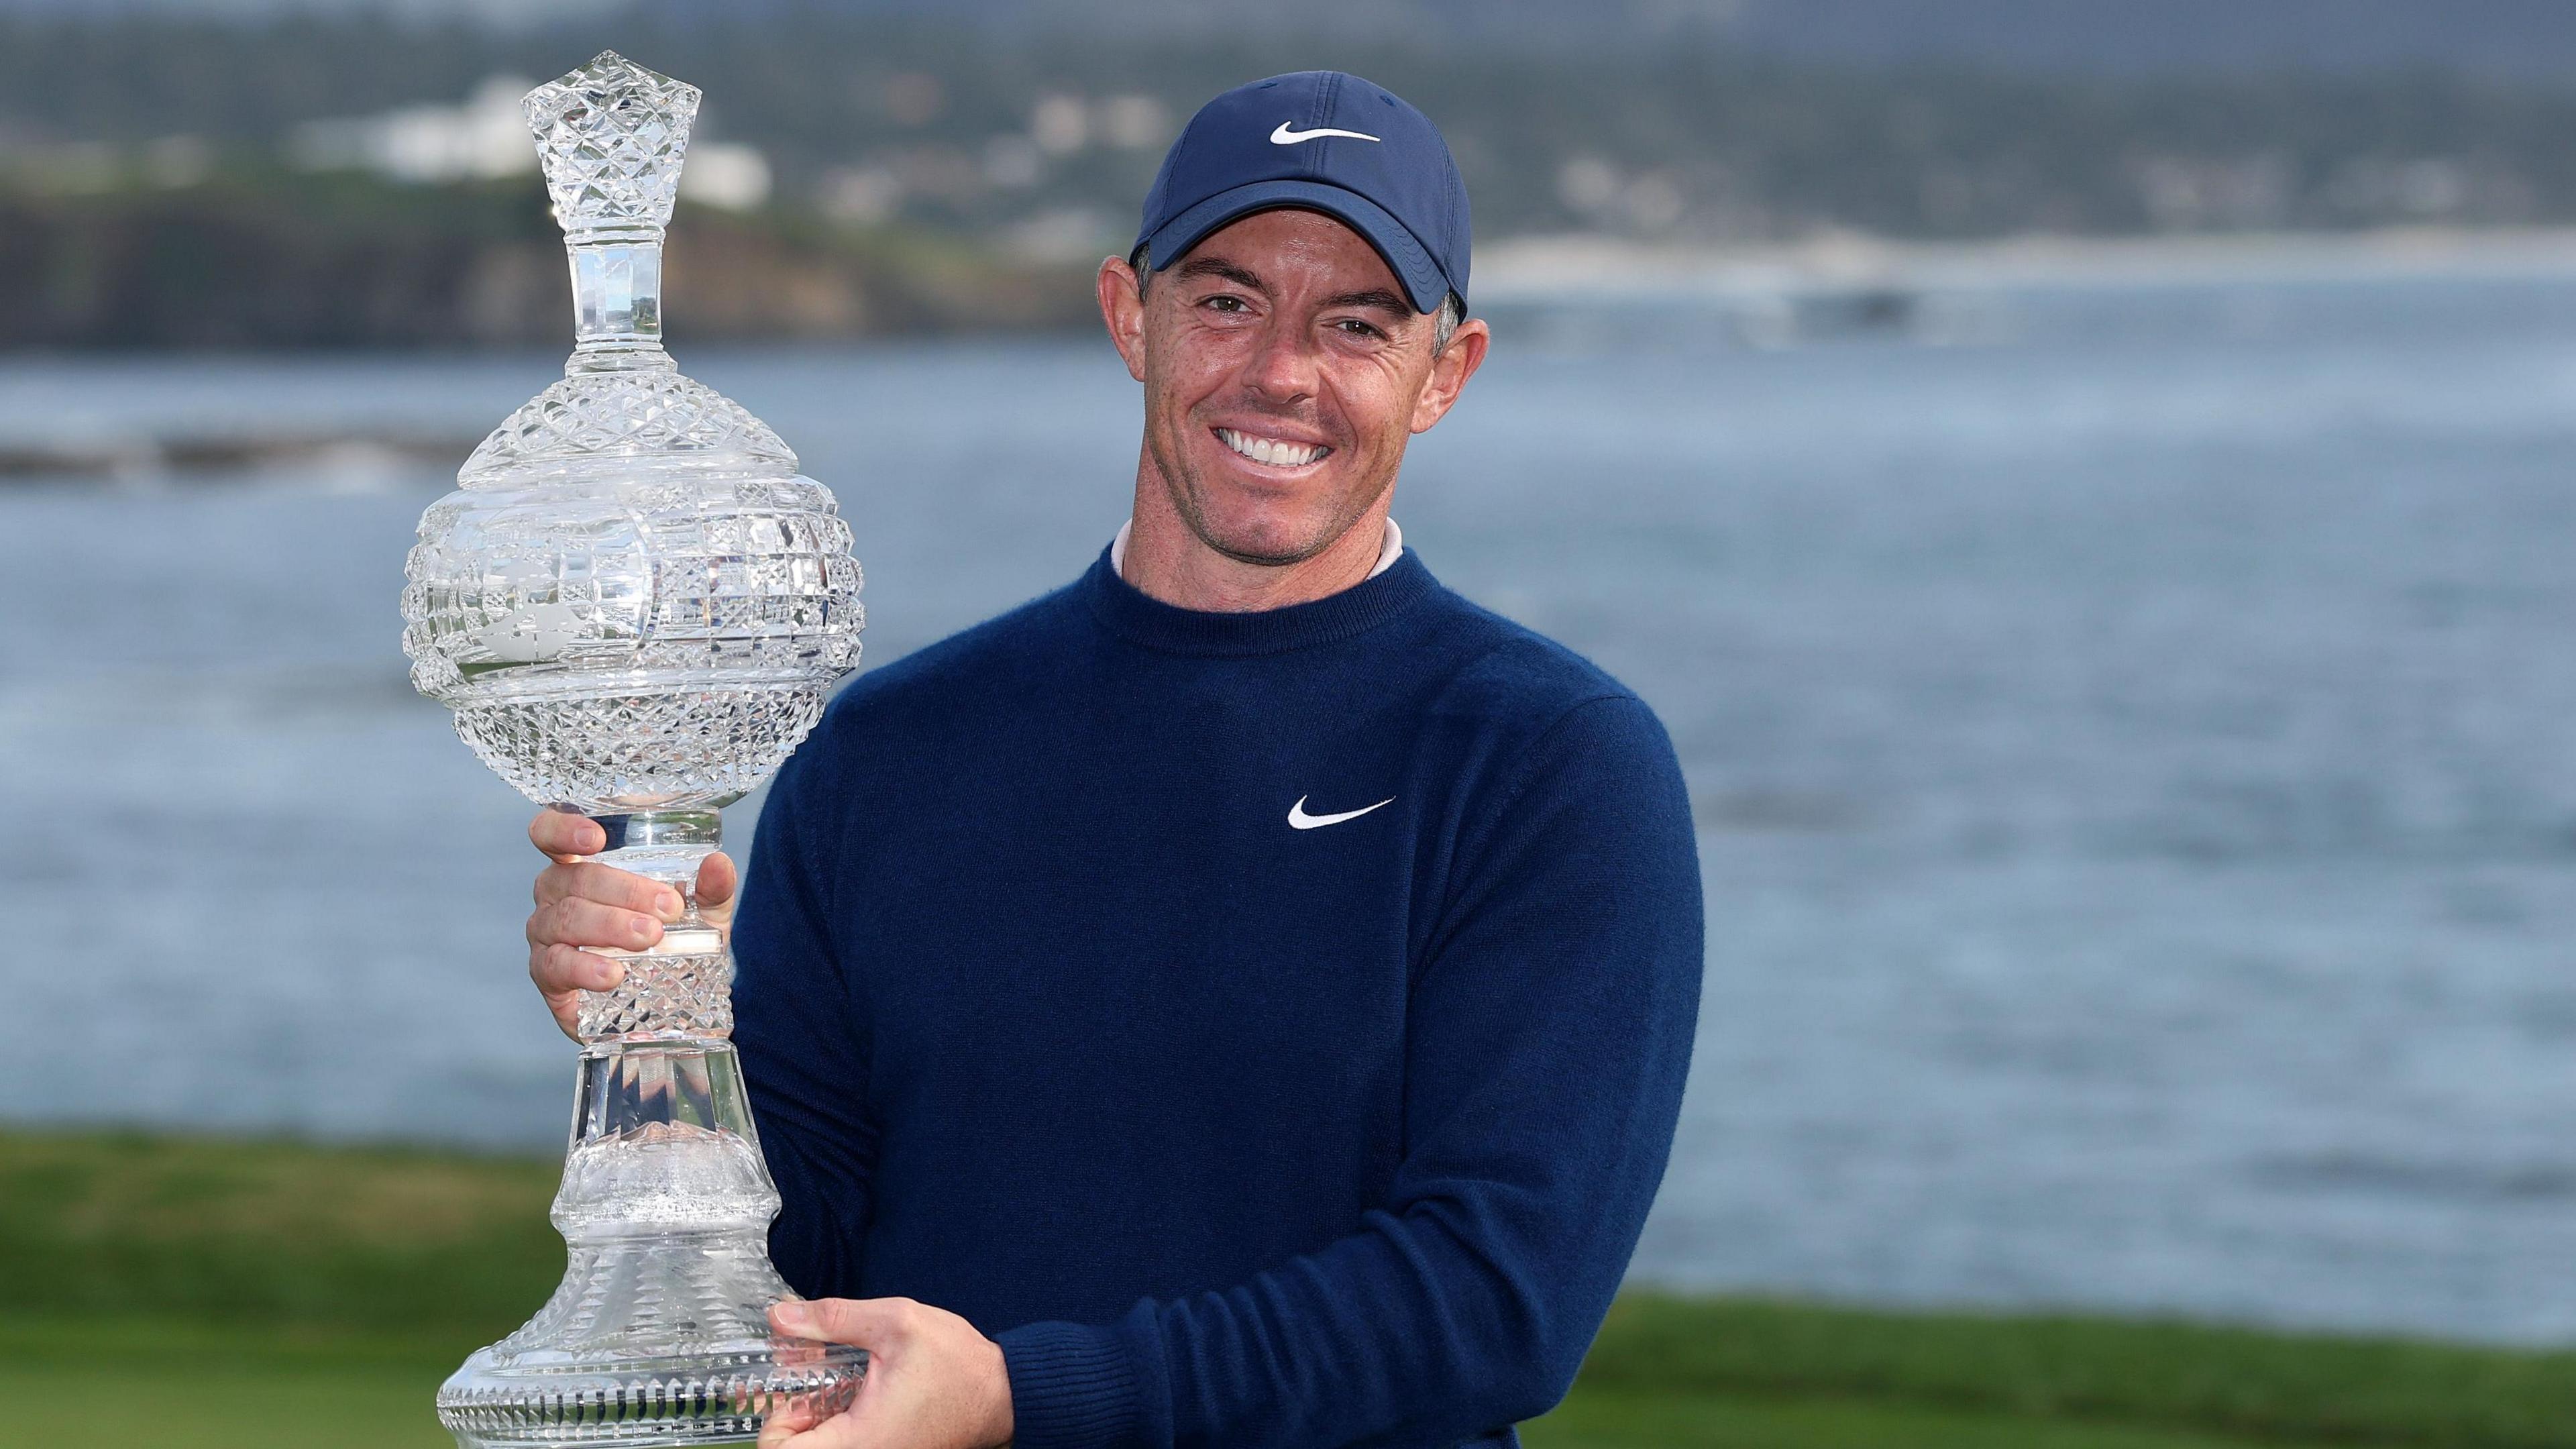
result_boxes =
[732,739,879,1301]
[997,694,1705,1448]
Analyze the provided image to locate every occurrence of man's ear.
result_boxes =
[1409,317,1491,434]
[1098,256,1149,382]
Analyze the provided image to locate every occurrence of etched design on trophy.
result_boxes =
[399,51,866,1446]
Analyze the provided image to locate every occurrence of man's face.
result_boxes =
[1100,208,1485,568]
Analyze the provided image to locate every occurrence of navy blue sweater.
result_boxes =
[731,545,1703,1449]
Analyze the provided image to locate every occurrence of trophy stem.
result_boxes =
[591,808,720,891]
[439,818,873,1447]
[567,237,672,373]
[582,809,732,1043]
[559,1042,775,1238]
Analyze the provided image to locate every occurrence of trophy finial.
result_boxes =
[523,51,702,243]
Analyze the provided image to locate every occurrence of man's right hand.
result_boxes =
[525,806,739,1040]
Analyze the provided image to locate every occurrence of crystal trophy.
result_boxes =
[399,52,866,1446]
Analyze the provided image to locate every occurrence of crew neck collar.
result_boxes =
[1081,540,1437,657]
[1111,517,1403,581]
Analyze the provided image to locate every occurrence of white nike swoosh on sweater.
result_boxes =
[1271,121,1382,145]
[1289,795,1395,830]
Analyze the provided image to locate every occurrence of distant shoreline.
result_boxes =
[1477,225,2576,302]
[6,223,2576,378]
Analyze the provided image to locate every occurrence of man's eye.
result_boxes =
[1203,296,1248,313]
[1335,319,1384,339]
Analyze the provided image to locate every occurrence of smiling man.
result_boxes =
[523,72,1702,1449]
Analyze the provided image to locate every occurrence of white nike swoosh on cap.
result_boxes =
[1271,121,1381,145]
[1288,795,1395,830]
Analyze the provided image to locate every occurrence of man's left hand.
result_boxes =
[758,1297,1015,1449]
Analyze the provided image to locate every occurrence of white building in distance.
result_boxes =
[292,74,771,209]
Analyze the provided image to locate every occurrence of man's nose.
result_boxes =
[1242,317,1321,403]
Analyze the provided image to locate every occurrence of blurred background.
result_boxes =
[10,1,2576,1446]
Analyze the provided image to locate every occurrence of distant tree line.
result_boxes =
[0,174,1095,350]
[10,5,2576,347]
[9,5,2576,243]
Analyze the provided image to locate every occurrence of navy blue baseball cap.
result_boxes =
[1134,70,1470,315]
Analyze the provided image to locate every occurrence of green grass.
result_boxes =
[0,1128,540,1447]
[2,1316,457,1448]
[0,1126,558,1338]
[5,1127,2575,1448]
[1546,1294,2576,1448]
[1527,1387,2353,1448]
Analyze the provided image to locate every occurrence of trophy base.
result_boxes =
[435,1192,869,1448]
[437,1045,866,1446]
[437,1338,865,1448]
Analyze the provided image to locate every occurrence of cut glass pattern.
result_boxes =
[437,1087,865,1444]
[458,370,800,486]
[580,929,735,1040]
[525,52,699,241]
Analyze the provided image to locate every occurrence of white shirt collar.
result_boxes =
[1111,517,1403,582]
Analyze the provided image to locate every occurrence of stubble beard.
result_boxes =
[1145,407,1393,570]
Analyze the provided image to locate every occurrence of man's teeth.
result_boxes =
[1217,428,1329,467]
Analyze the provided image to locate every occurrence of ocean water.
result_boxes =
[8,273,2576,1343]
